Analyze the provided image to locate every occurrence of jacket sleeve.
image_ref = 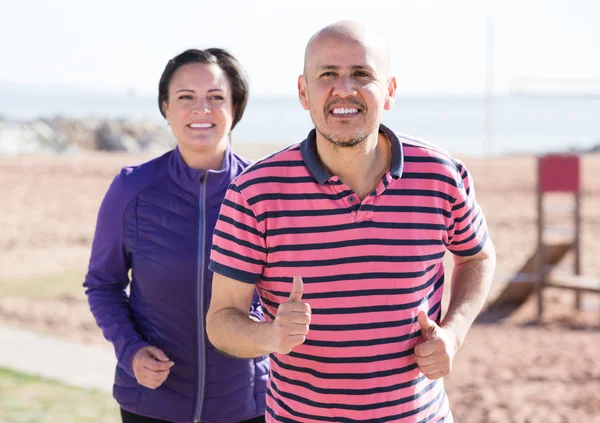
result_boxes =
[249,290,265,322]
[83,171,150,377]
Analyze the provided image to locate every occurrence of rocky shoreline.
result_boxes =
[1,117,599,156]
[0,117,176,155]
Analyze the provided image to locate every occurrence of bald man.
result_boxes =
[207,21,496,422]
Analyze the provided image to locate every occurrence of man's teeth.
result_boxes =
[332,108,358,115]
[189,123,213,128]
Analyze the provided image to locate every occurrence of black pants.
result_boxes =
[121,408,266,423]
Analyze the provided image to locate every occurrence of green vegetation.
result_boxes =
[0,367,119,423]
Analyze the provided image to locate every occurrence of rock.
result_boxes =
[54,118,99,151]
[0,117,175,154]
[95,121,133,152]
[0,121,27,154]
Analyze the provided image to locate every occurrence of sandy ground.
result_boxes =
[1,146,599,422]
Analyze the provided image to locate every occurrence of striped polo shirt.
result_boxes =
[209,124,488,422]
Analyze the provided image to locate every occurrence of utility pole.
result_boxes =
[484,16,495,157]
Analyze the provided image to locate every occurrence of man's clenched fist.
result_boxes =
[269,275,311,355]
[414,311,458,380]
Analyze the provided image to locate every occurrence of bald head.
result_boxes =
[303,21,390,77]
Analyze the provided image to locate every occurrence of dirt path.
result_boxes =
[2,151,599,422]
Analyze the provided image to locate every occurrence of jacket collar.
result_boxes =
[169,145,235,194]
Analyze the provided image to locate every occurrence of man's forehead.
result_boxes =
[307,41,387,75]
[304,26,390,74]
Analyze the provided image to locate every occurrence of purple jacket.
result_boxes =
[84,147,268,423]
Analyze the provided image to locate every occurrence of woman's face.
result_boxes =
[163,63,234,155]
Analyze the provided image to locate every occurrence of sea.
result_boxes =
[1,86,598,157]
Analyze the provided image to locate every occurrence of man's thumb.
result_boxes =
[417,311,436,339]
[288,275,304,302]
[146,346,171,363]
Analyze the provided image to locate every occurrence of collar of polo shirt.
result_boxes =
[300,123,404,185]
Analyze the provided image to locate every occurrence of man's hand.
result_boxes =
[269,275,311,354]
[132,346,174,389]
[414,311,458,380]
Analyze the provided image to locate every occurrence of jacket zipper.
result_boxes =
[194,174,208,423]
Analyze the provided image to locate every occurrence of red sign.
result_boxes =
[538,154,580,193]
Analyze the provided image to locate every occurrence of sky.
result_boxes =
[1,0,599,97]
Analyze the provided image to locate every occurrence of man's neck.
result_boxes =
[316,130,391,200]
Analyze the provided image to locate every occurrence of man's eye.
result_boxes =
[354,71,370,77]
[321,72,336,77]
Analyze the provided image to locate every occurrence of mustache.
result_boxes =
[325,98,365,111]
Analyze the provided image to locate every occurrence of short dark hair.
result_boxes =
[158,48,249,130]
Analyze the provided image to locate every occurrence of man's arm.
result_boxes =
[442,237,496,350]
[206,273,273,358]
[206,273,311,358]
[414,238,496,380]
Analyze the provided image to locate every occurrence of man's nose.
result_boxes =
[331,76,358,98]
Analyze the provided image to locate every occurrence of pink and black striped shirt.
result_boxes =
[209,124,488,422]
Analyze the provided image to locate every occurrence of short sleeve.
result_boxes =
[447,162,489,257]
[209,183,267,284]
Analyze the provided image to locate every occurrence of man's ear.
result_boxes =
[298,75,310,111]
[384,76,397,111]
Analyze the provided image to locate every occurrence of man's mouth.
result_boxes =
[330,107,360,116]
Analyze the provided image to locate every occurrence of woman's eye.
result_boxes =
[179,95,193,100]
[210,95,225,101]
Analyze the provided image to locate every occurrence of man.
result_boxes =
[206,21,496,422]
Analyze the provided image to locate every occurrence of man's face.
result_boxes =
[298,35,395,148]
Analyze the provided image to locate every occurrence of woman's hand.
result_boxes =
[132,346,174,389]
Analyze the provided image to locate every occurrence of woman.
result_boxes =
[84,49,268,423]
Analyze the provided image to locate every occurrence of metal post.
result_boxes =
[536,159,545,321]
[484,16,495,157]
[574,190,582,310]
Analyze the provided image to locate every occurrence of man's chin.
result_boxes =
[328,139,363,148]
[318,130,368,149]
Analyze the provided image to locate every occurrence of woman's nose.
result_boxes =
[192,99,210,114]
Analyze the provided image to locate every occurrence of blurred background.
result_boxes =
[1,1,598,422]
